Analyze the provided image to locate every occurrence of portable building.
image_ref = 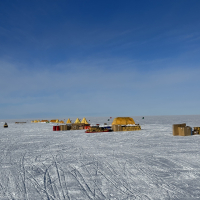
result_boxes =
[172,123,186,136]
[178,126,192,136]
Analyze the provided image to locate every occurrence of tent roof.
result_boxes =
[50,119,59,122]
[66,118,72,123]
[74,118,81,124]
[81,117,89,124]
[112,117,135,125]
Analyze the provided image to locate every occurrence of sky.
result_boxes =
[0,0,200,119]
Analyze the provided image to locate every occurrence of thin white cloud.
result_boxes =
[0,57,199,118]
[1,58,199,95]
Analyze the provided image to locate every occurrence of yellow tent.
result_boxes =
[112,117,135,125]
[59,120,64,124]
[66,118,72,123]
[34,120,38,123]
[50,119,59,123]
[41,120,49,123]
[74,118,81,124]
[81,117,89,124]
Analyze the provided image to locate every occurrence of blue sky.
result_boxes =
[0,0,200,119]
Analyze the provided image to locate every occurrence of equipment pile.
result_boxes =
[173,123,200,136]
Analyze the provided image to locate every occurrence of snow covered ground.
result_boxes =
[0,115,200,200]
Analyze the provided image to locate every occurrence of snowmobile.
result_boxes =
[4,122,8,128]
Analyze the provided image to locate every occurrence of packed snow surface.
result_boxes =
[0,115,200,200]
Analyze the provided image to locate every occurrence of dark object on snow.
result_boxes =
[4,122,8,128]
[85,125,112,133]
[142,117,144,119]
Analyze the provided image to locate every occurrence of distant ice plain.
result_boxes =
[0,115,200,199]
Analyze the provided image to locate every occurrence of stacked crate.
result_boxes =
[173,123,186,136]
[59,123,90,131]
[193,127,200,135]
[112,125,141,132]
[59,124,71,131]
[112,125,123,132]
[172,123,192,136]
[71,124,80,130]
[178,126,192,136]
[123,125,141,131]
